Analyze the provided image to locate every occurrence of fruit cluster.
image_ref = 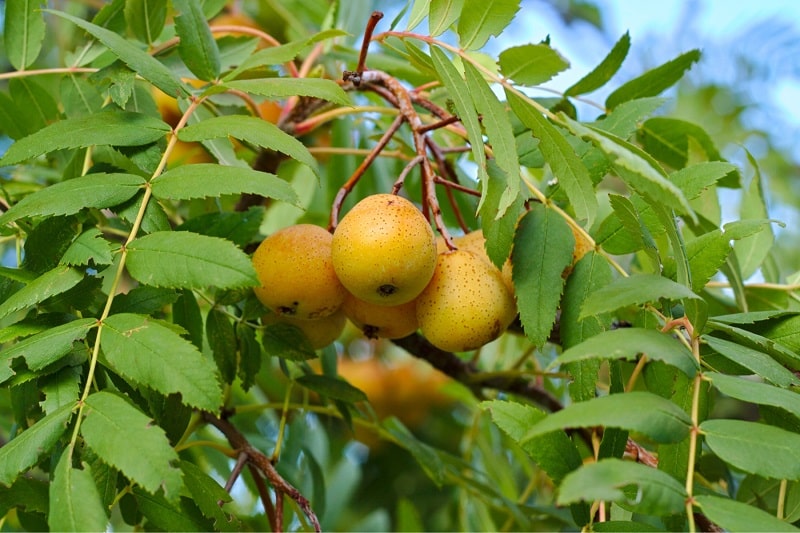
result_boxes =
[252,194,517,353]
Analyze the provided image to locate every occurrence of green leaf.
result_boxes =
[4,0,46,69]
[703,335,800,388]
[512,204,574,346]
[429,0,464,36]
[205,308,237,384]
[463,62,519,216]
[498,43,569,86]
[223,30,346,81]
[562,116,693,217]
[180,461,238,531]
[222,78,350,106]
[45,10,184,97]
[406,0,429,31]
[0,173,145,226]
[479,161,524,267]
[558,458,687,516]
[457,0,519,50]
[126,231,258,289]
[41,367,81,415]
[561,252,613,401]
[176,206,265,248]
[507,91,596,225]
[382,417,445,486]
[236,322,261,391]
[566,32,630,97]
[173,0,220,80]
[706,372,800,420]
[694,494,799,532]
[701,419,800,480]
[735,156,773,279]
[133,487,210,531]
[262,322,317,361]
[179,115,318,176]
[82,391,183,499]
[0,266,85,322]
[124,0,166,44]
[297,374,368,403]
[605,49,701,110]
[9,77,59,137]
[152,163,299,204]
[431,46,488,201]
[594,97,666,138]
[482,400,582,483]
[61,229,116,267]
[639,117,728,170]
[0,477,49,516]
[520,391,692,445]
[1,318,96,385]
[552,328,698,377]
[673,161,739,198]
[108,286,179,315]
[0,403,74,486]
[580,273,700,320]
[49,452,108,532]
[0,112,169,166]
[102,313,223,411]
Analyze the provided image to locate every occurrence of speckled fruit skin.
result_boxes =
[331,194,437,306]
[252,224,346,319]
[450,230,515,296]
[342,291,419,340]
[416,249,517,352]
[262,309,346,349]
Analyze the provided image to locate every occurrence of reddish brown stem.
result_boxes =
[433,176,481,197]
[356,12,384,77]
[419,115,462,134]
[328,114,405,231]
[248,464,277,529]
[391,155,425,194]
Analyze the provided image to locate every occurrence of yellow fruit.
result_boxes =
[447,230,515,295]
[332,194,437,306]
[342,291,418,340]
[416,249,517,352]
[252,224,346,319]
[262,309,346,349]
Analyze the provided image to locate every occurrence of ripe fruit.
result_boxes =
[342,291,418,340]
[451,230,514,295]
[416,249,517,352]
[262,309,346,350]
[252,224,346,319]
[332,194,437,306]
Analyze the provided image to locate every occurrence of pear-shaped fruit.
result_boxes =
[262,309,346,350]
[332,194,436,306]
[252,224,346,319]
[416,249,517,352]
[342,291,418,340]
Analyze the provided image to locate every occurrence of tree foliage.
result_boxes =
[0,0,799,531]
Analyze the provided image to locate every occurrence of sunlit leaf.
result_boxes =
[222,78,350,106]
[566,32,630,97]
[126,231,258,289]
[102,313,223,411]
[45,10,184,97]
[173,0,220,80]
[178,115,318,176]
[0,112,169,166]
[457,0,519,50]
[499,43,569,86]
[507,91,596,225]
[152,163,299,204]
[429,0,464,36]
[605,49,701,109]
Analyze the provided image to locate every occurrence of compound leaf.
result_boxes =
[49,452,108,532]
[580,274,700,319]
[499,43,569,86]
[605,49,700,110]
[173,0,220,80]
[457,0,519,50]
[566,32,630,97]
